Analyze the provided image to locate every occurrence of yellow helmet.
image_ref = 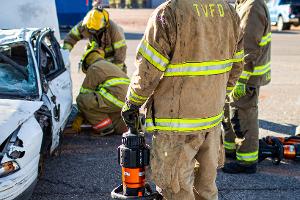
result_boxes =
[81,42,105,73]
[82,8,109,31]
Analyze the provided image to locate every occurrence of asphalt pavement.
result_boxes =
[31,10,300,200]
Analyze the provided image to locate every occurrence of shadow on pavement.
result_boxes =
[259,119,297,135]
[125,32,143,40]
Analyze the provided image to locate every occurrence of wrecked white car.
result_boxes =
[0,28,72,200]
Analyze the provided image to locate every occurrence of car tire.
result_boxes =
[277,16,291,31]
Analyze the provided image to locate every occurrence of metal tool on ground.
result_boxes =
[259,136,300,165]
[111,116,162,200]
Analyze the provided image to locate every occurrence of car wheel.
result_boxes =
[277,16,291,31]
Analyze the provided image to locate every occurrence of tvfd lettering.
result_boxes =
[193,3,225,17]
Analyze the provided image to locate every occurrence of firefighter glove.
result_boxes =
[72,114,84,133]
[232,82,247,100]
[121,102,140,131]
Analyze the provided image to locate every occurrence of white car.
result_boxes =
[0,28,72,200]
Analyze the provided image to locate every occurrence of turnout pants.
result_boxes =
[150,126,224,200]
[76,92,127,134]
[224,86,260,165]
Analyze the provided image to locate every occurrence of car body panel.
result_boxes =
[0,99,43,145]
[0,28,73,200]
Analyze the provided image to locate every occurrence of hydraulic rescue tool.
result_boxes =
[111,114,162,200]
[259,136,300,165]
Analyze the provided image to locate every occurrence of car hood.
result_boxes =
[0,99,43,144]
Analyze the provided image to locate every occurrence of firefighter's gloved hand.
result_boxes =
[60,48,71,69]
[72,114,84,133]
[121,102,140,131]
[232,82,247,100]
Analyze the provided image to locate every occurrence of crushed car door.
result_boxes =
[36,29,73,151]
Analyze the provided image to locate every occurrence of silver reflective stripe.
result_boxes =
[252,62,271,76]
[145,112,224,132]
[113,39,126,49]
[97,88,124,108]
[100,78,130,88]
[233,50,244,62]
[164,62,232,76]
[138,40,169,71]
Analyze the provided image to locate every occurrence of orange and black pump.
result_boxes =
[259,136,300,165]
[111,125,162,200]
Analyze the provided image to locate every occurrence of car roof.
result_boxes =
[0,28,43,45]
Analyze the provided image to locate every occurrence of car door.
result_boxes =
[36,29,73,151]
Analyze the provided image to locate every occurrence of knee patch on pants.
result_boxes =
[150,134,200,194]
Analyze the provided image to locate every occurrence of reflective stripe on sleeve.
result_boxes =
[71,26,81,40]
[63,43,73,51]
[145,112,224,132]
[226,86,234,95]
[259,32,272,47]
[138,39,169,72]
[239,71,251,81]
[232,50,245,62]
[100,78,130,88]
[113,39,126,49]
[105,46,114,54]
[97,88,125,108]
[164,60,233,77]
[236,151,258,162]
[128,88,148,105]
[80,87,94,94]
[224,141,236,150]
[252,62,271,76]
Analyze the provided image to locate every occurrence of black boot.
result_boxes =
[222,162,257,174]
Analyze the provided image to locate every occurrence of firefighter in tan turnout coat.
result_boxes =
[73,49,129,136]
[121,0,244,199]
[222,0,271,174]
[62,7,127,72]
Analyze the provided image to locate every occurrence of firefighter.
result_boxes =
[62,7,127,72]
[109,0,122,8]
[121,0,244,199]
[125,0,132,8]
[222,0,271,174]
[72,48,129,135]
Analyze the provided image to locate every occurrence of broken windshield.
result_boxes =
[0,42,38,99]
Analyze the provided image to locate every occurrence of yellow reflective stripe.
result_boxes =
[239,71,251,81]
[259,32,272,47]
[80,87,94,94]
[97,88,124,108]
[105,46,114,53]
[81,41,98,62]
[128,88,148,105]
[252,62,271,76]
[145,112,223,132]
[236,151,258,162]
[113,39,126,49]
[138,39,169,72]
[226,86,234,94]
[62,43,73,51]
[100,78,130,88]
[232,50,245,62]
[116,63,124,68]
[164,60,233,77]
[224,141,236,150]
[71,26,81,40]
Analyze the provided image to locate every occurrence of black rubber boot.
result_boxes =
[222,162,257,174]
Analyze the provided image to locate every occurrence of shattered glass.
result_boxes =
[0,42,37,98]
